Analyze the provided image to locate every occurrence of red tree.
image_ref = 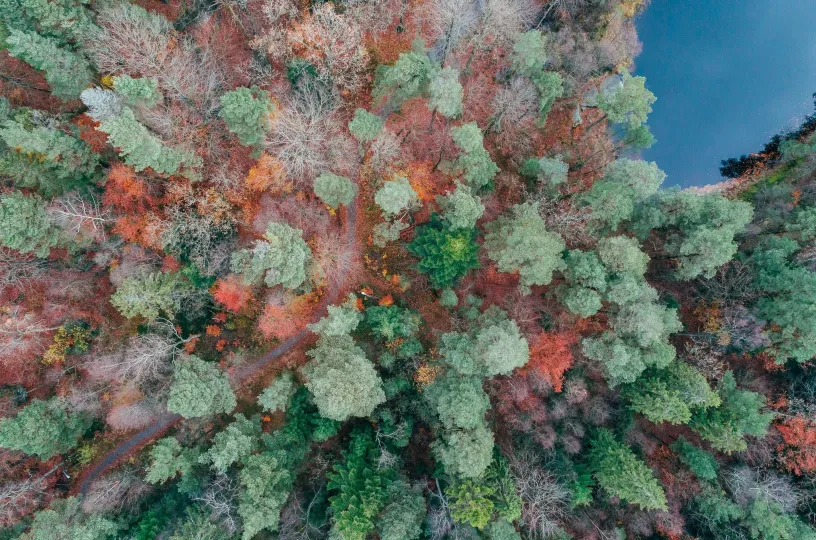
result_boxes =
[212,275,255,313]
[776,417,816,475]
[519,331,577,392]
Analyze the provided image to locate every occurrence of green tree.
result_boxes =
[303,334,385,422]
[113,75,161,107]
[511,30,548,78]
[407,216,479,288]
[538,155,569,185]
[308,295,363,337]
[672,437,718,481]
[198,414,260,473]
[433,423,494,479]
[145,437,200,484]
[373,48,436,106]
[238,452,293,540]
[258,370,297,413]
[20,497,119,540]
[446,479,495,530]
[597,72,656,129]
[364,304,421,343]
[429,66,463,119]
[424,372,489,430]
[0,191,60,257]
[167,355,236,419]
[219,86,274,147]
[690,371,773,453]
[588,429,667,511]
[110,271,192,322]
[231,222,312,289]
[5,29,91,99]
[377,482,426,540]
[437,182,485,230]
[375,176,419,217]
[98,107,201,176]
[451,122,499,190]
[348,108,384,143]
[474,306,530,376]
[313,172,357,208]
[557,249,608,317]
[0,0,97,44]
[623,362,720,425]
[0,398,90,459]
[372,220,408,248]
[489,520,521,540]
[484,202,566,290]
[597,235,651,276]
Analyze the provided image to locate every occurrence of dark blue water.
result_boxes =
[634,0,816,188]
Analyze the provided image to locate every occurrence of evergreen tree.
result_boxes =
[429,66,463,119]
[375,176,419,217]
[238,452,293,540]
[0,0,97,44]
[433,423,494,479]
[437,183,485,230]
[113,75,162,108]
[407,216,479,288]
[424,371,490,430]
[258,370,296,413]
[672,437,718,481]
[5,29,92,99]
[231,222,312,289]
[377,482,426,540]
[313,172,357,208]
[20,497,119,540]
[474,306,530,376]
[198,414,260,473]
[145,437,200,484]
[110,271,192,322]
[0,191,60,257]
[373,47,436,106]
[348,108,384,143]
[0,398,90,459]
[167,355,236,419]
[451,122,499,190]
[597,72,656,129]
[219,86,274,147]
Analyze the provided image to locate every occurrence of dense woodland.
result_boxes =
[0,0,815,538]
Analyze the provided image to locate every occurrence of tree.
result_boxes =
[0,191,60,257]
[433,423,495,479]
[429,67,463,119]
[238,452,293,540]
[451,122,499,190]
[623,362,720,425]
[375,177,420,217]
[377,482,426,540]
[484,202,566,290]
[258,371,297,413]
[199,414,260,473]
[211,275,254,312]
[113,75,162,107]
[20,497,119,540]
[373,47,436,106]
[313,172,357,208]
[231,222,312,289]
[596,235,650,276]
[512,30,548,78]
[98,107,200,176]
[0,0,97,44]
[588,429,667,511]
[447,479,495,530]
[0,398,90,459]
[597,72,656,129]
[364,304,422,343]
[348,108,384,143]
[167,355,236,419]
[408,216,479,288]
[474,307,530,376]
[672,437,718,481]
[521,331,576,392]
[424,372,490,430]
[110,271,192,322]
[308,295,363,337]
[690,371,773,453]
[489,520,521,540]
[5,29,92,99]
[145,437,200,484]
[219,86,275,147]
[437,183,485,230]
[303,334,385,422]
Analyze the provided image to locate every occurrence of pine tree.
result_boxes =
[167,355,236,419]
[313,172,358,209]
[219,86,275,147]
[451,123,499,190]
[110,271,192,322]
[429,67,463,119]
[597,72,656,129]
[348,108,384,143]
[231,222,312,289]
[0,398,90,459]
[437,183,485,230]
[113,75,162,108]
[0,191,60,257]
[5,29,92,99]
[407,216,480,288]
[375,176,420,217]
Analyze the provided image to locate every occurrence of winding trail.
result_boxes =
[77,200,359,495]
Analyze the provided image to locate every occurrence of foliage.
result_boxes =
[348,108,384,143]
[512,30,549,78]
[588,429,667,511]
[0,398,90,459]
[375,176,419,217]
[313,172,357,208]
[198,414,260,473]
[447,479,495,530]
[238,452,293,540]
[364,304,421,342]
[0,191,60,257]
[522,331,576,392]
[484,202,566,290]
[429,67,463,119]
[437,183,485,230]
[309,295,363,337]
[6,29,92,99]
[113,75,161,107]
[219,86,274,146]
[258,371,296,413]
[19,497,118,540]
[433,423,494,479]
[167,355,236,419]
[231,221,312,289]
[110,271,192,322]
[407,216,479,288]
[451,123,500,190]
[672,437,718,481]
[424,372,490,430]
[373,48,436,106]
[489,520,521,540]
[597,72,656,128]
[473,307,530,376]
[145,437,200,484]
[377,482,426,540]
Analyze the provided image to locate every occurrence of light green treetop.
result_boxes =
[598,72,656,128]
[5,29,92,99]
[145,437,201,484]
[258,370,297,413]
[231,222,312,289]
[20,497,119,540]
[375,176,420,217]
[451,122,500,190]
[198,414,261,473]
[424,372,490,430]
[167,355,236,419]
[429,67,464,119]
[437,182,485,230]
[348,108,385,143]
[219,86,274,147]
[373,49,436,105]
[110,271,192,322]
[0,191,60,257]
[113,75,162,108]
[313,172,357,209]
[511,30,548,78]
[0,397,90,459]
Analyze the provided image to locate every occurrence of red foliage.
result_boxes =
[519,331,577,392]
[103,164,160,214]
[257,303,301,342]
[777,417,816,475]
[72,114,110,153]
[212,275,254,313]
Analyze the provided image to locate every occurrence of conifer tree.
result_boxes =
[219,86,275,147]
[0,398,90,459]
[429,67,464,119]
[5,29,92,99]
[167,355,236,419]
[0,191,60,257]
[231,222,312,290]
[313,172,358,209]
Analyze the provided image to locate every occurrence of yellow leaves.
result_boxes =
[100,74,115,89]
[619,0,646,18]
[414,364,440,389]
[245,153,289,194]
[41,325,91,365]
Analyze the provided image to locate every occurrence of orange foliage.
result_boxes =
[378,294,394,306]
[257,296,311,341]
[212,275,254,313]
[777,417,816,475]
[519,331,577,392]
[246,154,290,194]
[73,114,109,153]
[206,324,222,337]
[405,161,448,202]
[104,164,159,214]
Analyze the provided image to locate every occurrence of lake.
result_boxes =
[634,0,816,188]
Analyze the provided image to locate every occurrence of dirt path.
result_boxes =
[77,200,359,495]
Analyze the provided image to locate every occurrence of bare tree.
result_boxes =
[421,0,479,63]
[195,473,241,535]
[490,77,538,133]
[81,469,152,514]
[509,450,570,538]
[0,248,47,289]
[49,193,110,245]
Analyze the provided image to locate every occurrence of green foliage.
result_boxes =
[348,108,384,143]
[372,220,408,247]
[375,176,419,217]
[451,122,500,190]
[512,30,548,78]
[258,370,297,413]
[0,119,98,195]
[377,482,426,540]
[0,0,97,44]
[690,371,773,453]
[309,295,363,337]
[364,304,421,342]
[0,191,60,257]
[489,520,521,540]
[485,201,566,290]
[313,172,358,208]
[531,71,564,120]
[433,423,494,479]
[110,271,193,322]
[20,497,118,540]
[373,49,436,105]
[113,75,161,107]
[596,235,651,276]
[474,307,530,376]
[303,334,385,422]
[167,355,236,419]
[424,372,489,430]
[145,437,200,484]
[597,72,656,128]
[219,86,274,147]
[5,29,91,99]
[407,216,479,288]
[672,437,718,481]
[231,221,312,289]
[623,361,720,424]
[328,430,392,540]
[437,182,485,230]
[429,66,463,119]
[98,107,200,176]
[169,507,229,540]
[582,159,666,232]
[238,452,293,540]
[440,288,459,307]
[538,155,569,185]
[198,414,260,473]
[588,429,667,511]
[0,398,90,459]
[558,249,607,317]
[447,479,495,530]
